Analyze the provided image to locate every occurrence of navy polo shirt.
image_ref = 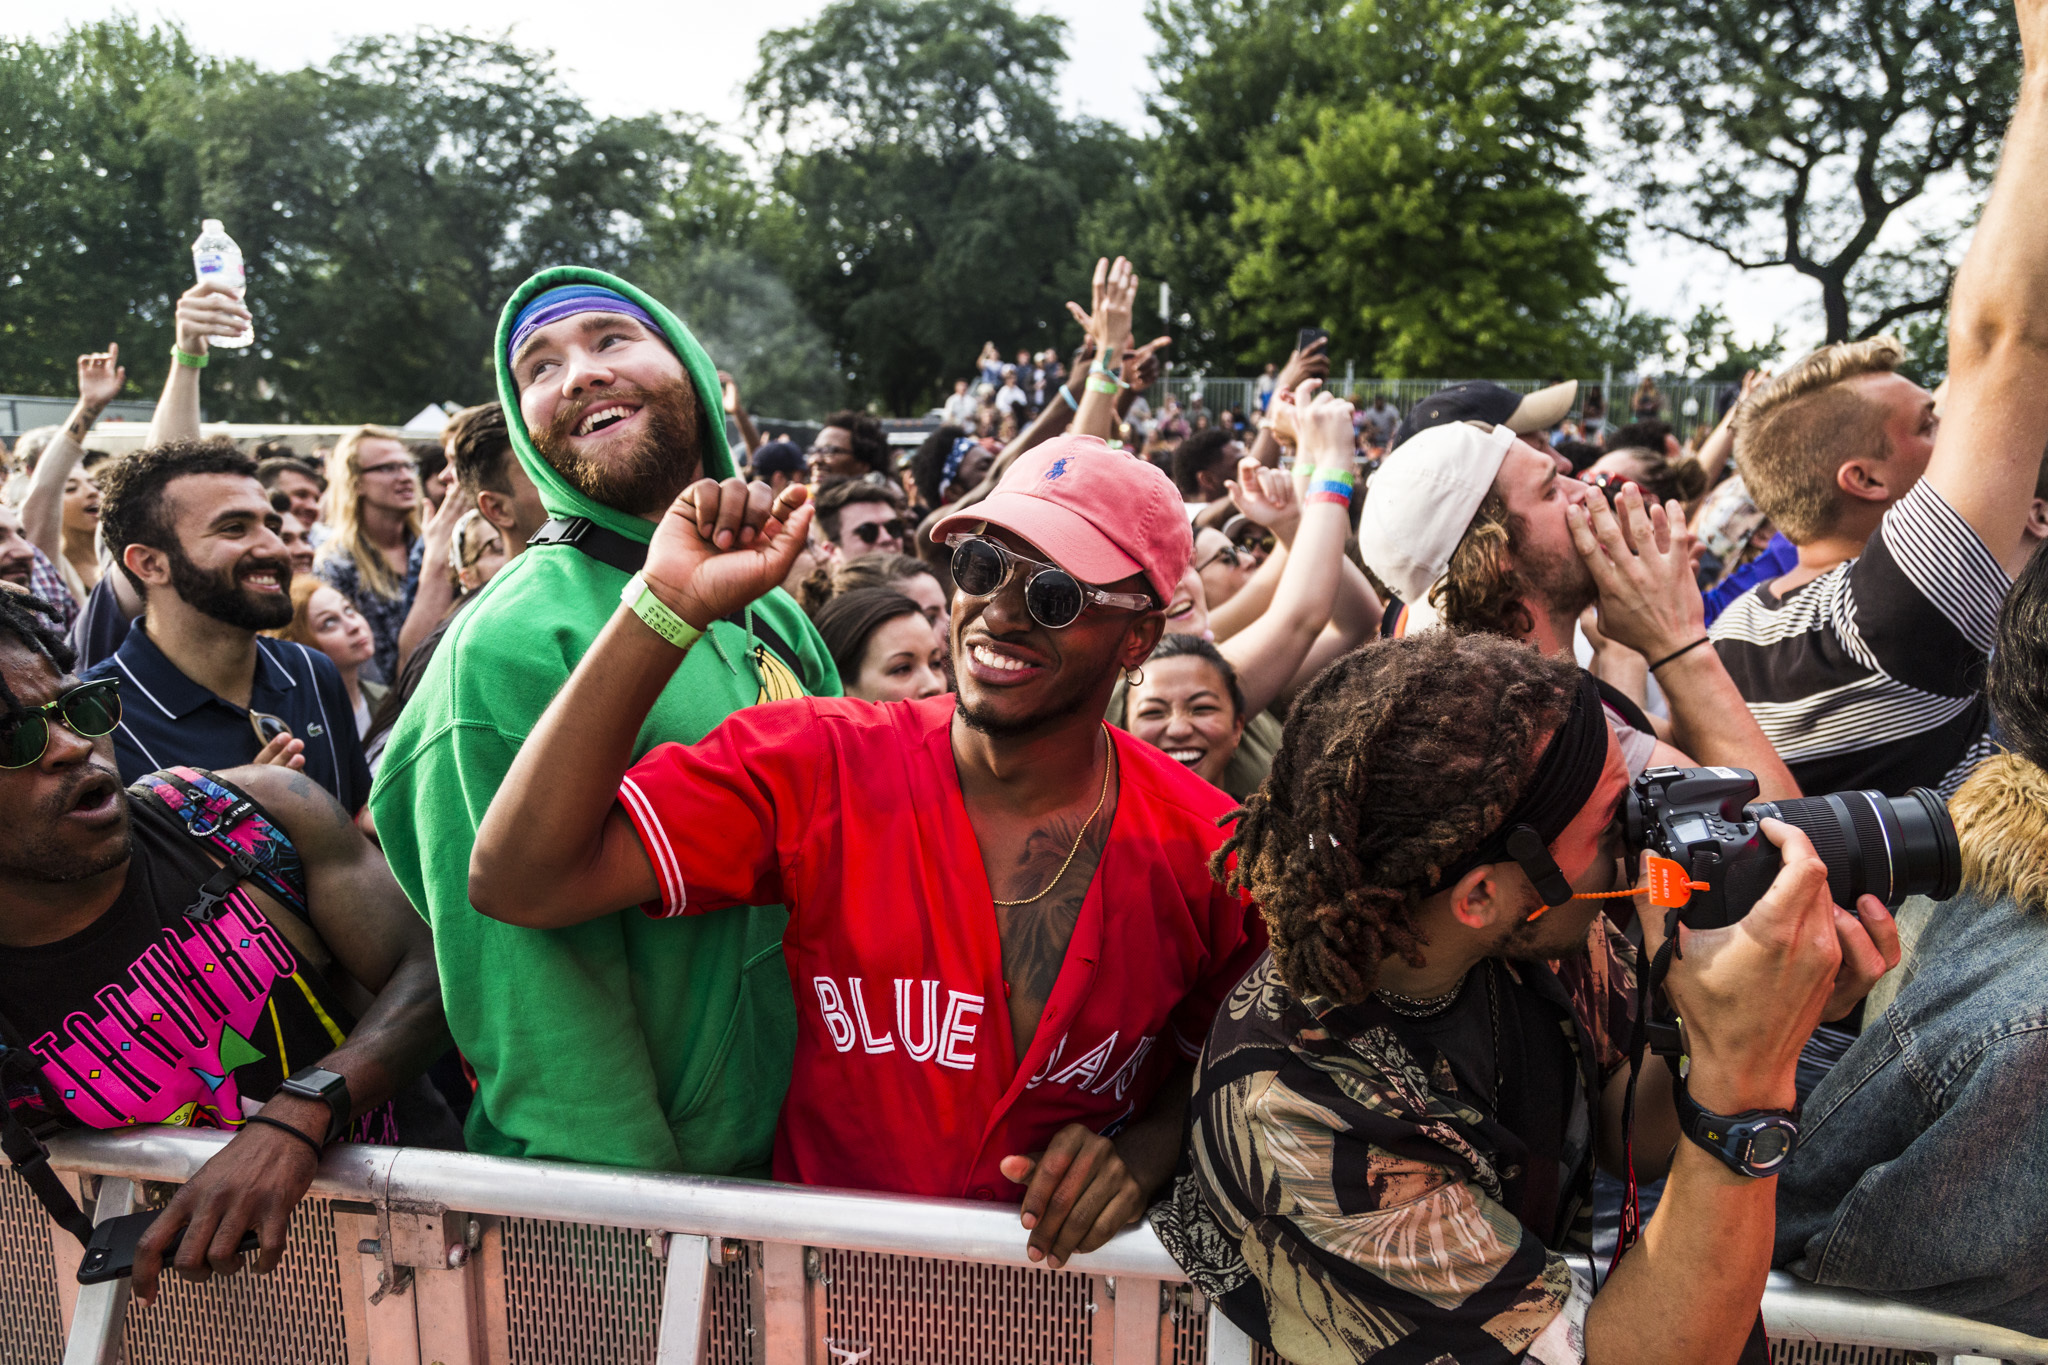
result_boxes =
[83,621,373,813]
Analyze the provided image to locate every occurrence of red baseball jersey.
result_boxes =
[615,693,1264,1201]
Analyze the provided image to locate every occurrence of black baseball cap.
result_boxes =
[1391,379,1577,449]
[750,439,805,479]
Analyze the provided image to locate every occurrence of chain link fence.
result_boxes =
[1152,375,1742,435]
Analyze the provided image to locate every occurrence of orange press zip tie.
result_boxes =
[1570,853,1712,908]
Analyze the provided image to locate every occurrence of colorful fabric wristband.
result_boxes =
[621,572,704,651]
[1086,375,1121,396]
[1307,466,1355,489]
[1307,477,1354,506]
[171,345,208,369]
[1058,384,1078,409]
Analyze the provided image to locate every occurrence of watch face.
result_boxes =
[1747,1125,1793,1170]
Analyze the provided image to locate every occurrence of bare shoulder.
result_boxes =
[213,765,361,858]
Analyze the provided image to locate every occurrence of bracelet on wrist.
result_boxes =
[171,345,208,369]
[1648,637,1712,672]
[1058,384,1078,409]
[621,572,705,651]
[243,1113,325,1158]
[1085,374,1121,396]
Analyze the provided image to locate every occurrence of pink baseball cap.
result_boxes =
[931,435,1191,605]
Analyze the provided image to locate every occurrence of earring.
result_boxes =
[1125,666,1145,687]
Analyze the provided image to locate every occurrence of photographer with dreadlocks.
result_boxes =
[1153,632,1899,1365]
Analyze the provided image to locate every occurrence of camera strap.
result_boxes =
[0,1030,96,1247]
[1605,904,1683,1283]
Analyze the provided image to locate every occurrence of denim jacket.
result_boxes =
[1774,754,2048,1334]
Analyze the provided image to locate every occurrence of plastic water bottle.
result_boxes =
[191,219,253,349]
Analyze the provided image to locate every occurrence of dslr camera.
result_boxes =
[1625,766,1961,929]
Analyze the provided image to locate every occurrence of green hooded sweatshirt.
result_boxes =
[368,266,838,1173]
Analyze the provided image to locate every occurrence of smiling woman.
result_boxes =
[1124,635,1246,790]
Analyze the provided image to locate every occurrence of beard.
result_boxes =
[532,377,705,517]
[1520,543,1598,622]
[168,543,295,631]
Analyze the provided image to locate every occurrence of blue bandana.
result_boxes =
[508,285,662,364]
[942,435,980,489]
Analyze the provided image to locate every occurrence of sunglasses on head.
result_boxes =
[1585,471,1639,507]
[850,519,907,546]
[946,533,1153,630]
[0,678,121,769]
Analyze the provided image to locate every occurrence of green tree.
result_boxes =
[0,21,215,403]
[746,0,1135,413]
[1227,0,1622,375]
[1124,0,1347,372]
[1603,0,2021,343]
[176,30,704,420]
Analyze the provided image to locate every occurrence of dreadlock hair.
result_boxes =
[1213,631,1579,1005]
[0,593,78,719]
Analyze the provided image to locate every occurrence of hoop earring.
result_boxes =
[1125,666,1145,687]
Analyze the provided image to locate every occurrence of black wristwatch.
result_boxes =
[1672,1072,1798,1178]
[277,1066,352,1147]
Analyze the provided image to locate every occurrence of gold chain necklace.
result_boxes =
[990,727,1114,908]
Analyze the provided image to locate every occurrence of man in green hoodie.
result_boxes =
[369,269,837,1172]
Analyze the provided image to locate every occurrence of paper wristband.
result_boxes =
[621,573,704,651]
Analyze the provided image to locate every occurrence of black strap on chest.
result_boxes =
[526,516,807,679]
[0,1022,95,1247]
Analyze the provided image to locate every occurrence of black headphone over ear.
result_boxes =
[1505,825,1574,908]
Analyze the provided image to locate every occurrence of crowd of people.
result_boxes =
[5,8,2048,1357]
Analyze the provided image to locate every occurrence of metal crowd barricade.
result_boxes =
[6,1128,2044,1365]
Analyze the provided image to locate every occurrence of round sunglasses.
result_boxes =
[0,677,122,769]
[946,533,1153,630]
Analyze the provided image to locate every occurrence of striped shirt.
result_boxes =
[1710,480,2009,798]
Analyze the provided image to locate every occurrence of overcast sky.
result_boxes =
[13,0,1830,362]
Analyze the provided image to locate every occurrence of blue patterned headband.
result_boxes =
[509,285,662,364]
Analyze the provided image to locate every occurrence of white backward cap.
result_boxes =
[1357,421,1519,607]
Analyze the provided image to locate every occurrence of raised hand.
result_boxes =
[1066,257,1138,357]
[75,344,125,410]
[1274,335,1330,396]
[1293,380,1357,470]
[1226,455,1303,546]
[174,280,252,356]
[1567,481,1702,662]
[719,370,742,416]
[642,479,814,631]
[1121,335,1171,393]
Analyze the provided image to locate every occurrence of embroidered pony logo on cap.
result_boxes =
[1043,456,1072,481]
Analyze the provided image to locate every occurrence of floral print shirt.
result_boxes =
[1154,918,1639,1365]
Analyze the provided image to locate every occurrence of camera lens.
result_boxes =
[1748,787,1961,910]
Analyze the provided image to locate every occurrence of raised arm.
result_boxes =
[721,371,763,457]
[148,282,249,448]
[1218,386,1355,717]
[1067,258,1137,442]
[1928,1,2048,577]
[469,480,813,928]
[23,346,124,570]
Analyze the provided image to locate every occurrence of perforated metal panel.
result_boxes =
[0,1171,67,1364]
[708,1239,761,1365]
[502,1217,667,1364]
[120,1194,350,1365]
[1770,1343,1930,1365]
[817,1248,1096,1365]
[499,1218,757,1365]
